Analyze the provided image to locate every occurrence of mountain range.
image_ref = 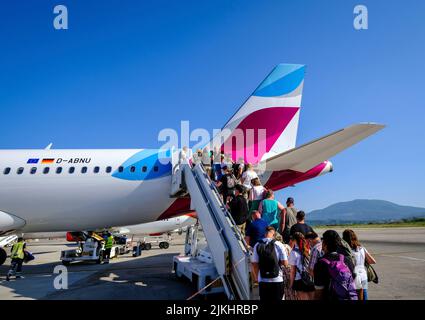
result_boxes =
[308,199,425,224]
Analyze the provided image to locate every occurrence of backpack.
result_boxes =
[321,254,358,300]
[256,240,280,279]
[226,174,236,189]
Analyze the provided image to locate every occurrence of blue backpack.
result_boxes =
[321,254,358,300]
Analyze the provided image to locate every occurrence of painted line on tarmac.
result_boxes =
[381,254,425,262]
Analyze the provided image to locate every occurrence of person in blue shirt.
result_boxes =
[245,210,268,248]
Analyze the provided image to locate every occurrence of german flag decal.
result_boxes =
[41,158,55,164]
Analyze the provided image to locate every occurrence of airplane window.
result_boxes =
[56,167,62,174]
[106,166,112,173]
[142,166,147,172]
[154,166,159,172]
[130,166,136,173]
[3,167,11,175]
[69,167,75,174]
[94,166,100,173]
[118,166,124,173]
[81,167,88,174]
[43,167,50,174]
[30,167,37,174]
[17,167,24,175]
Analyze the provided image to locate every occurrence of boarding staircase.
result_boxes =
[170,149,252,300]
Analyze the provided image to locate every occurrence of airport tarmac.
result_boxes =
[0,227,424,300]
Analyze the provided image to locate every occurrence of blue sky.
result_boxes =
[0,0,424,211]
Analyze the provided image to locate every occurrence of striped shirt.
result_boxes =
[309,241,323,271]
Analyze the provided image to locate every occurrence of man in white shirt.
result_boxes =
[251,226,288,301]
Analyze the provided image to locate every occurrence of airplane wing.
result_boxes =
[262,123,385,172]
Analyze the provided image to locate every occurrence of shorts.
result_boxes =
[292,279,315,292]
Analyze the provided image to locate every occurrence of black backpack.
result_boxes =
[256,240,280,278]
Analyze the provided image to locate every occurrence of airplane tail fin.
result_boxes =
[213,64,305,164]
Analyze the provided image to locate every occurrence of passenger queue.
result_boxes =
[191,148,378,301]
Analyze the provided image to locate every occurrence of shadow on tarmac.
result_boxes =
[0,251,197,300]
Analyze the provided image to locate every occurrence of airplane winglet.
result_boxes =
[45,143,53,150]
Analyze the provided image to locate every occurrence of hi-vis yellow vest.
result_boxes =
[105,236,114,249]
[11,242,25,259]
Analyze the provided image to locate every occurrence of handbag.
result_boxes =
[23,250,35,263]
[365,262,378,284]
[295,249,315,287]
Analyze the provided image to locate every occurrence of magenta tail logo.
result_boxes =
[220,107,300,164]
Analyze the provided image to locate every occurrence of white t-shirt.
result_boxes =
[251,185,266,200]
[252,238,288,283]
[288,247,304,281]
[242,170,258,190]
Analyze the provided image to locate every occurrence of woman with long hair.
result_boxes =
[248,177,266,213]
[288,232,315,300]
[342,229,377,300]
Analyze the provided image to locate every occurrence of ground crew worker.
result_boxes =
[6,237,26,281]
[103,233,114,264]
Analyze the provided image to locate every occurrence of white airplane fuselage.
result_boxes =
[0,149,178,233]
[0,148,332,234]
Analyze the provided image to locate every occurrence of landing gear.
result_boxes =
[0,248,7,266]
[159,242,169,249]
